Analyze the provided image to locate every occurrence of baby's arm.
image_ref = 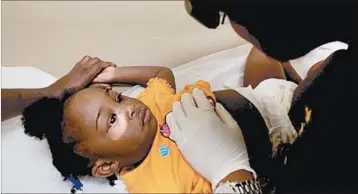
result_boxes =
[96,66,176,91]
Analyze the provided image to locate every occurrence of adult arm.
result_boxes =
[2,88,56,121]
[1,56,114,121]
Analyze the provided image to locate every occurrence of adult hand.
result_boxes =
[165,88,256,189]
[48,56,116,98]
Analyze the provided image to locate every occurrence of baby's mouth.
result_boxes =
[138,108,146,128]
[143,108,151,124]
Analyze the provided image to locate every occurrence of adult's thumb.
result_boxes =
[165,112,181,142]
[215,102,239,129]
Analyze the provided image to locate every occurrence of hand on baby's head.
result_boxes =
[93,66,117,83]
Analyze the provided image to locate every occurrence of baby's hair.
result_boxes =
[21,94,117,192]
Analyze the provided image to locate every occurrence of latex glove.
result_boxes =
[166,88,256,190]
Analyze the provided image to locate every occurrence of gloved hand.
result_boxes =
[166,88,256,190]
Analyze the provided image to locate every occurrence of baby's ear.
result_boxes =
[91,160,120,178]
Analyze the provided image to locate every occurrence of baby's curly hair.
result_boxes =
[21,94,117,192]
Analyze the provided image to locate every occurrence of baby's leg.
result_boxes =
[213,90,276,183]
[243,47,286,88]
[282,61,303,84]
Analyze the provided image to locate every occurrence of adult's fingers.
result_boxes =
[100,61,117,68]
[80,55,91,64]
[181,93,197,116]
[192,88,213,110]
[86,61,112,80]
[86,57,102,66]
[172,101,187,129]
[165,112,180,141]
[216,102,246,143]
[108,62,117,67]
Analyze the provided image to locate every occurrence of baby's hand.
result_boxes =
[89,83,112,90]
[93,66,116,83]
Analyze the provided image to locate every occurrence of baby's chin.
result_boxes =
[127,129,156,168]
[143,114,157,147]
[149,110,158,131]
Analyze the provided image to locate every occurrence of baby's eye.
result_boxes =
[116,93,122,102]
[109,114,117,128]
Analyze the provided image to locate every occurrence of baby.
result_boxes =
[22,64,298,193]
[22,66,215,193]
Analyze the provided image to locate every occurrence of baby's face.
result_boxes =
[63,88,157,166]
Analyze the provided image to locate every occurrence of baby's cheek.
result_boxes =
[108,118,128,140]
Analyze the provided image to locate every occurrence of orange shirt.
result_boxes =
[120,78,216,193]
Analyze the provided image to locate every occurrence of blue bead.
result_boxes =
[68,175,83,190]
